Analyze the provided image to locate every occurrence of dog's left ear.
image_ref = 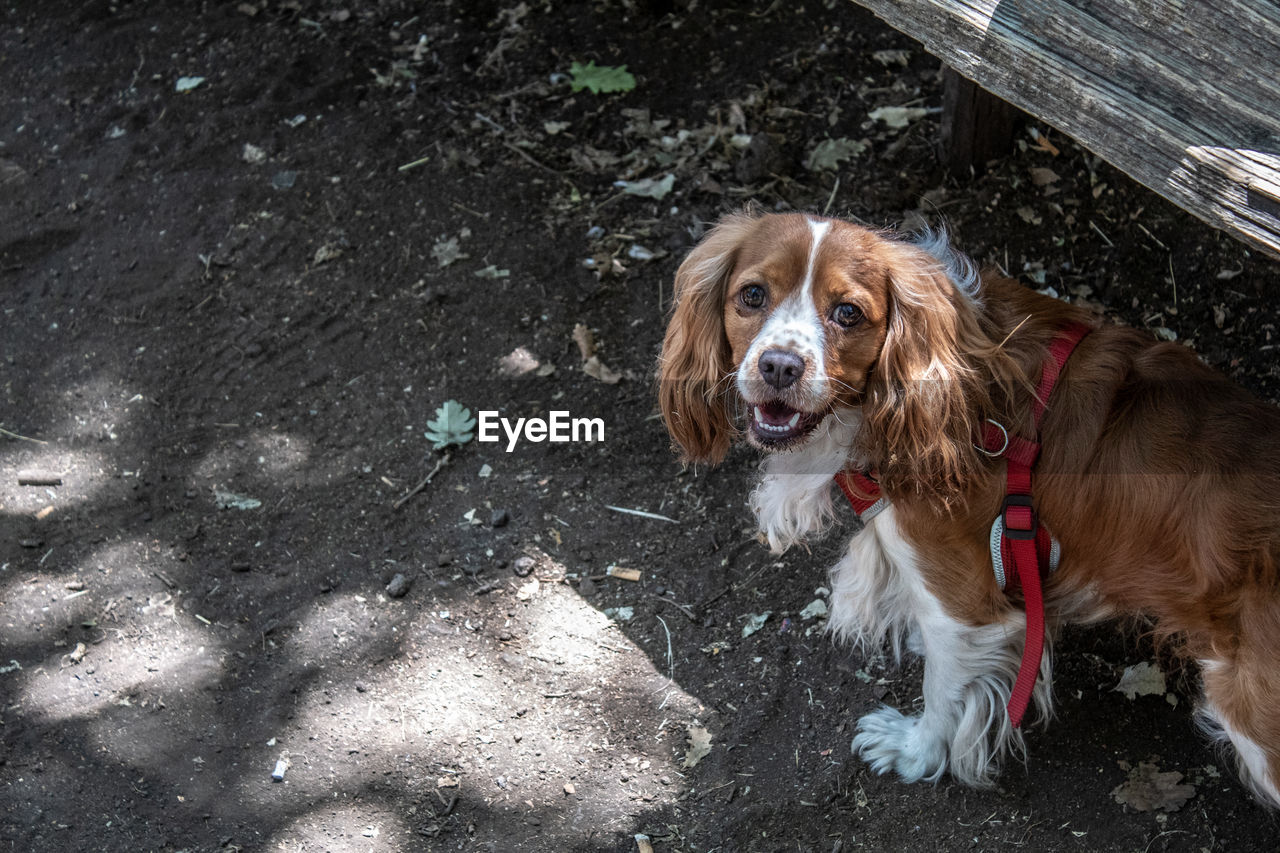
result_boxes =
[861,235,987,499]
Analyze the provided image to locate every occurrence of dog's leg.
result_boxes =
[853,610,1031,786]
[1197,655,1280,808]
[841,510,1037,787]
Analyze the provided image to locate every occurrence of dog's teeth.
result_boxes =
[753,406,764,424]
[787,412,800,428]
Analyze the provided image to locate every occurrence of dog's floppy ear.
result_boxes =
[861,233,988,500]
[658,212,758,464]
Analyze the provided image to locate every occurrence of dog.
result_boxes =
[657,209,1280,805]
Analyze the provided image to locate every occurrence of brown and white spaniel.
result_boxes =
[658,209,1280,805]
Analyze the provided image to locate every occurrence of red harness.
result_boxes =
[836,322,1091,727]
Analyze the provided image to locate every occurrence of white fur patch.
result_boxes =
[750,407,862,553]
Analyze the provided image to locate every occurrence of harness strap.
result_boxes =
[1000,321,1091,727]
[833,321,1092,729]
[833,469,887,522]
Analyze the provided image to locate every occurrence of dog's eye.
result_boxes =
[832,303,863,328]
[739,284,767,309]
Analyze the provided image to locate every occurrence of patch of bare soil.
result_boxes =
[2,1,1278,851]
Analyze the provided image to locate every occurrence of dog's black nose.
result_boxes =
[758,349,805,389]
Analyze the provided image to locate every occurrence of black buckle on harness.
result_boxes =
[1002,494,1038,541]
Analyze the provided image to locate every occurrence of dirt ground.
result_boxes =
[3,1,1280,851]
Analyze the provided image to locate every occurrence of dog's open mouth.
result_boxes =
[749,401,824,447]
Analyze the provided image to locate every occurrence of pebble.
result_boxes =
[513,556,535,577]
[385,573,410,598]
[578,577,597,597]
[490,509,510,528]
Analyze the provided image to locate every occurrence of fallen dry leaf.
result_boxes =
[583,355,621,384]
[572,323,596,360]
[683,725,712,769]
[1029,167,1060,186]
[313,243,343,265]
[1111,761,1195,812]
[1113,661,1166,700]
[498,347,541,377]
[871,48,910,67]
[741,611,772,638]
[431,233,469,267]
[868,105,927,129]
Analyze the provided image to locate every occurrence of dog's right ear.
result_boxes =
[658,212,758,464]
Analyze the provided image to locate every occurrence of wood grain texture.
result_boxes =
[849,0,1280,256]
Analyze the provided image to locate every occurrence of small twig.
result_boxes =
[472,112,506,134]
[394,452,451,509]
[153,571,176,589]
[604,505,679,524]
[655,614,674,682]
[1135,221,1168,251]
[1088,219,1114,247]
[823,176,840,215]
[397,155,430,172]
[650,592,697,621]
[502,141,563,175]
[0,426,47,445]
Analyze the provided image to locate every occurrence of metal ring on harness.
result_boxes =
[860,497,889,524]
[989,514,1062,590]
[976,418,1009,457]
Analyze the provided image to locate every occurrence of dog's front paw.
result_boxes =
[852,706,947,783]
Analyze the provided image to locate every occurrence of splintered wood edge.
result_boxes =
[848,0,1280,258]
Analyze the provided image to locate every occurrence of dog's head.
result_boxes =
[659,210,988,491]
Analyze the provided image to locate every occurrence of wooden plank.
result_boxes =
[847,0,1280,257]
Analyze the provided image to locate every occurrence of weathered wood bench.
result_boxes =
[848,0,1280,258]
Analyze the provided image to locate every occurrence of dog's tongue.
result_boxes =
[753,402,804,438]
[757,401,798,427]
